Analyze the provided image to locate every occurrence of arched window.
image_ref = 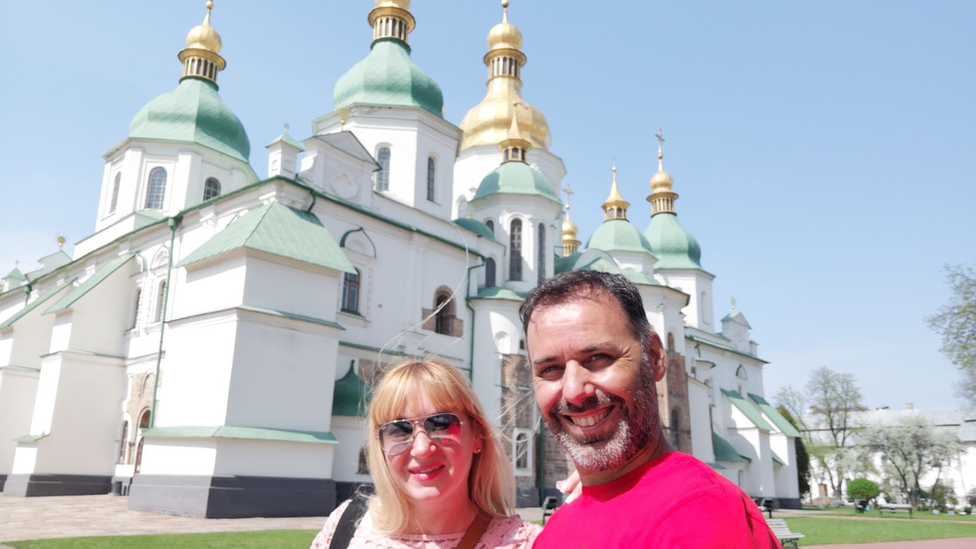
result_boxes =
[131,288,142,329]
[134,408,150,473]
[342,269,361,313]
[736,365,748,380]
[145,167,167,209]
[375,147,391,191]
[537,223,546,284]
[671,408,680,448]
[485,258,496,287]
[434,291,455,335]
[203,177,221,201]
[117,421,129,464]
[667,332,675,353]
[515,431,530,469]
[426,157,436,201]
[154,281,166,323]
[509,219,522,281]
[109,173,121,214]
[485,219,494,236]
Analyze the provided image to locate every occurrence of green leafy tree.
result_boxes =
[927,263,976,405]
[777,404,811,498]
[776,367,865,501]
[847,477,880,501]
[861,415,963,516]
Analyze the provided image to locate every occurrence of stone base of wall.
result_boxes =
[0,473,5,492]
[2,473,112,497]
[777,497,802,509]
[129,475,336,518]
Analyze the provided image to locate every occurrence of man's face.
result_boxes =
[526,292,666,473]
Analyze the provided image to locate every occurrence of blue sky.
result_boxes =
[1,1,974,410]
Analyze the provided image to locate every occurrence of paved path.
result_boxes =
[0,494,546,544]
[0,494,327,543]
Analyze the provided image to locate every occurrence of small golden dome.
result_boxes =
[488,1,522,51]
[186,1,221,54]
[375,0,410,8]
[603,163,630,220]
[562,214,578,239]
[650,148,674,193]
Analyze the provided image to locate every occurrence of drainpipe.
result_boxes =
[464,259,485,382]
[537,415,546,505]
[149,215,182,428]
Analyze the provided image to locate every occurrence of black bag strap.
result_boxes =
[330,496,369,549]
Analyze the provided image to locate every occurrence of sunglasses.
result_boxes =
[377,412,465,455]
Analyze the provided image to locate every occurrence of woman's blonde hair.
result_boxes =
[364,359,516,533]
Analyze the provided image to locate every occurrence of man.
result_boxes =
[521,270,780,548]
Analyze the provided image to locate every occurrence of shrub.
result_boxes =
[847,478,881,502]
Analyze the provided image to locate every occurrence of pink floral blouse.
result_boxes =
[310,500,541,549]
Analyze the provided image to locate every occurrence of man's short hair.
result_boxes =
[520,270,653,345]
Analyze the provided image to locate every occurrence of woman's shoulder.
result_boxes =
[480,515,542,549]
[310,499,356,549]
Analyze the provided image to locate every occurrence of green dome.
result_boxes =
[645,213,703,269]
[129,79,250,163]
[333,39,444,118]
[454,218,496,241]
[472,161,559,203]
[586,219,655,256]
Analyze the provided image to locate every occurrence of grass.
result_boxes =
[5,530,320,549]
[784,517,976,546]
[805,506,976,522]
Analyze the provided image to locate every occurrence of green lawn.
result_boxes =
[805,506,976,522]
[5,530,320,549]
[784,517,976,545]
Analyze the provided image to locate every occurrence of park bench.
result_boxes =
[542,496,560,524]
[755,497,775,518]
[854,499,868,514]
[878,503,912,514]
[765,518,804,549]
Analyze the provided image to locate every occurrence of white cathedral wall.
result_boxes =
[331,415,370,483]
[0,368,39,473]
[655,270,714,331]
[771,433,799,499]
[687,378,713,461]
[452,146,566,220]
[213,438,334,479]
[138,438,217,476]
[240,255,341,322]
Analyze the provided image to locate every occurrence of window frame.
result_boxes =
[341,268,361,313]
[145,167,167,210]
[203,177,221,201]
[426,156,436,202]
[109,172,122,215]
[509,218,523,281]
[375,147,391,191]
[512,428,533,475]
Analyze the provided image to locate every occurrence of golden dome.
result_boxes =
[185,1,221,54]
[488,1,522,51]
[603,163,630,220]
[562,213,578,239]
[650,147,674,193]
[375,0,410,8]
[647,130,678,215]
[459,1,550,151]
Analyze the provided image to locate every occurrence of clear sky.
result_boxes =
[1,1,974,410]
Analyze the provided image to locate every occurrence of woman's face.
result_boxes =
[382,393,482,509]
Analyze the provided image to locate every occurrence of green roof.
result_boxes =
[581,257,660,286]
[772,453,785,466]
[749,393,802,437]
[142,425,337,444]
[473,286,525,302]
[0,281,75,329]
[712,432,750,462]
[586,219,656,256]
[707,462,727,470]
[238,305,344,331]
[472,161,560,204]
[554,252,581,274]
[45,254,136,314]
[15,433,49,443]
[266,130,304,151]
[334,39,444,118]
[686,333,768,364]
[644,212,703,270]
[3,267,25,282]
[722,311,752,328]
[179,202,355,274]
[453,218,497,241]
[332,365,370,417]
[722,389,773,431]
[129,79,250,163]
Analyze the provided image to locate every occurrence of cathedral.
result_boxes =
[0,1,799,517]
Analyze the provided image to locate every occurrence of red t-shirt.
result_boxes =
[534,452,781,549]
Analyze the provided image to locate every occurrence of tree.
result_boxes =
[861,415,963,516]
[805,367,865,500]
[927,263,976,406]
[847,477,880,502]
[777,404,811,498]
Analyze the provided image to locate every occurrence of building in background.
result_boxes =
[0,0,798,516]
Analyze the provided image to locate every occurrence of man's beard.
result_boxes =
[544,354,659,472]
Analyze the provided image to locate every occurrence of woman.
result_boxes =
[311,359,541,548]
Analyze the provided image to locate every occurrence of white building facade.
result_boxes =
[0,1,799,516]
